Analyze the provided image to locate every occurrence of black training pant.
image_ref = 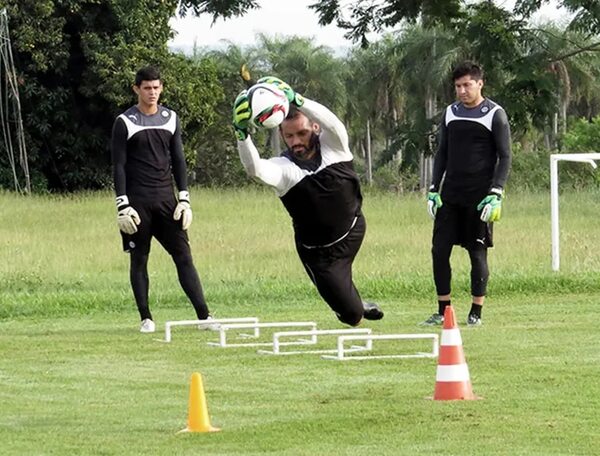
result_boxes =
[296,214,366,326]
[120,197,209,321]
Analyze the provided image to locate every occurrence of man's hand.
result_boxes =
[256,76,304,107]
[173,190,193,230]
[477,188,503,222]
[116,195,140,235]
[232,90,251,141]
[427,191,443,219]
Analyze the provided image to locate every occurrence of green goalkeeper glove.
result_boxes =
[477,188,503,222]
[256,76,304,107]
[427,190,443,219]
[232,90,251,141]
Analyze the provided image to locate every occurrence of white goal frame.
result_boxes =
[550,153,600,271]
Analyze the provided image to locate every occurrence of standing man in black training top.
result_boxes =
[111,66,212,333]
[422,61,511,327]
[232,76,383,326]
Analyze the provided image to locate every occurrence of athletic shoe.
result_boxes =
[140,318,155,333]
[466,314,482,326]
[419,313,444,326]
[363,302,384,320]
[198,315,221,331]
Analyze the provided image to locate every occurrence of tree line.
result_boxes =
[1,0,599,192]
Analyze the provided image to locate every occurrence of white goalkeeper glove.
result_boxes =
[173,190,193,230]
[116,195,141,235]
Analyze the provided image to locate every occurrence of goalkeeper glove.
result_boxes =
[232,90,251,141]
[477,188,503,222]
[173,190,193,231]
[256,76,304,107]
[116,195,141,235]
[427,188,443,219]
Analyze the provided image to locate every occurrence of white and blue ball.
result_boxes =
[247,83,290,129]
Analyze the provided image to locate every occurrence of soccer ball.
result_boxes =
[247,83,290,129]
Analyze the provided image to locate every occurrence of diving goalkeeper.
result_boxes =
[232,77,383,326]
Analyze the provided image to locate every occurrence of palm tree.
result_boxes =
[395,25,465,188]
[523,24,600,148]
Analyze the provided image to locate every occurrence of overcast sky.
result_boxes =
[168,0,569,51]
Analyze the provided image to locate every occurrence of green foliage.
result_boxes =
[311,0,463,46]
[160,54,223,170]
[188,0,600,45]
[370,160,420,193]
[3,0,599,192]
[509,142,551,191]
[510,140,600,191]
[178,0,259,19]
[563,116,600,153]
[2,0,223,191]
[253,35,348,116]
[190,44,255,185]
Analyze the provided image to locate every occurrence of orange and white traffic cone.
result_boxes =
[178,372,221,433]
[432,305,479,400]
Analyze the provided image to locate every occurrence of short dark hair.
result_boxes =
[135,66,161,86]
[285,104,304,121]
[452,61,483,82]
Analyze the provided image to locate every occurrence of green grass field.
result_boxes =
[1,188,599,455]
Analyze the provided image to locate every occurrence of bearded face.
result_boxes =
[281,113,320,160]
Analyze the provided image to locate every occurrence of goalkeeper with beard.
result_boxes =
[232,76,384,327]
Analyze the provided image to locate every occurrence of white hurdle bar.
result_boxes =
[322,333,439,361]
[258,328,373,355]
[207,321,318,348]
[163,317,259,343]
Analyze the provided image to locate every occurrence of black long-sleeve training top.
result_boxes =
[236,98,362,247]
[431,98,512,204]
[111,105,187,202]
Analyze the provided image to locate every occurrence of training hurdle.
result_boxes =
[257,328,373,355]
[162,317,259,343]
[322,333,439,361]
[207,321,318,348]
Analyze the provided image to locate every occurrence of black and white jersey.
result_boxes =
[111,105,187,202]
[237,98,362,247]
[431,98,512,204]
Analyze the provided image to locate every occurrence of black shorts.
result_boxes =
[433,201,493,251]
[120,197,190,256]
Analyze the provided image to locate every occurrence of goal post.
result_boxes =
[550,153,600,271]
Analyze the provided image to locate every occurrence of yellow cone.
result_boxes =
[178,372,221,433]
